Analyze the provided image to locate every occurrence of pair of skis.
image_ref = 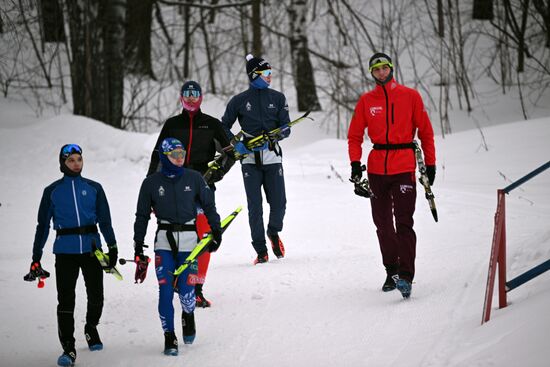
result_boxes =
[203,111,313,183]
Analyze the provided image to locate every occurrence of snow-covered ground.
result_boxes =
[1,98,549,367]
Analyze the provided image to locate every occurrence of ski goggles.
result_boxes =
[181,90,201,98]
[61,144,83,159]
[163,148,186,160]
[254,69,272,77]
[368,57,393,72]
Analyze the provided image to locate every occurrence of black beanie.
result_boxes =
[368,52,393,72]
[180,80,202,96]
[245,54,271,82]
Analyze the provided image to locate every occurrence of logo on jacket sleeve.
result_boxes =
[268,103,275,109]
[370,106,383,116]
[184,186,192,192]
[246,102,252,111]
[158,186,165,197]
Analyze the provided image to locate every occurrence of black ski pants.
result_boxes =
[368,172,417,282]
[55,253,103,350]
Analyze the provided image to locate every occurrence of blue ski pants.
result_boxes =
[155,250,196,333]
[241,163,286,255]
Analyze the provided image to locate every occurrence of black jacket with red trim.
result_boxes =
[147,110,233,177]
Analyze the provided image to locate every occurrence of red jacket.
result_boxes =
[347,79,436,175]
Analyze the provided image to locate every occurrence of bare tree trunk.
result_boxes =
[251,0,262,55]
[437,0,444,37]
[199,4,216,93]
[66,0,126,129]
[102,0,126,128]
[533,0,550,47]
[473,0,493,20]
[288,0,321,111]
[38,0,66,42]
[125,0,155,79]
[183,0,192,78]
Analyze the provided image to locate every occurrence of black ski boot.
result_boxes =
[195,284,211,308]
[382,274,399,292]
[382,264,399,292]
[182,311,196,345]
[84,324,103,351]
[253,251,269,265]
[164,331,178,356]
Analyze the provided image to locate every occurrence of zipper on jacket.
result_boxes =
[186,114,193,165]
[71,179,83,253]
[382,85,389,175]
[391,103,395,124]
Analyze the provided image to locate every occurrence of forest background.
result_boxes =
[1,0,549,138]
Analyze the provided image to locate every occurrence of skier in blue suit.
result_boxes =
[221,54,290,264]
[132,138,221,356]
[25,144,117,367]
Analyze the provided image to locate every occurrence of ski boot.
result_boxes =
[396,278,412,299]
[268,233,285,259]
[382,274,399,292]
[164,331,178,356]
[182,311,196,344]
[253,252,269,265]
[195,284,212,308]
[57,346,76,366]
[84,324,103,351]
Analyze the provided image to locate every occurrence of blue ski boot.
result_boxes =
[85,324,103,351]
[164,331,178,356]
[396,279,412,298]
[57,348,76,366]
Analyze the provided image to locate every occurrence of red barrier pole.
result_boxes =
[498,190,507,309]
[482,190,505,324]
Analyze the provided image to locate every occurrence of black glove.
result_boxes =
[107,245,118,269]
[350,161,363,181]
[24,261,50,282]
[209,229,222,252]
[134,241,145,260]
[209,166,225,183]
[426,165,436,186]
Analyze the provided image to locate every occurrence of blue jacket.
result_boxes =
[221,86,290,165]
[32,175,117,262]
[133,168,221,244]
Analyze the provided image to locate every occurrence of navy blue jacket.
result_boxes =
[133,169,221,244]
[221,87,290,138]
[32,175,117,262]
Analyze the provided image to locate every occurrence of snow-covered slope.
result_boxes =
[1,105,549,366]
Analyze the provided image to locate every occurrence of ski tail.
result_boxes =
[203,131,245,183]
[172,206,243,288]
[93,248,123,280]
[413,140,438,222]
[245,110,314,150]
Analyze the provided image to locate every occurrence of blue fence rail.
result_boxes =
[504,160,550,293]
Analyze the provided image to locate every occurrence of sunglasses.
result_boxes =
[163,149,185,160]
[254,69,272,77]
[182,90,201,98]
[61,144,82,158]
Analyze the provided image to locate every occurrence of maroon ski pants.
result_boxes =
[368,172,417,281]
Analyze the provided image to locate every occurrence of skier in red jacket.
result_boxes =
[347,52,436,299]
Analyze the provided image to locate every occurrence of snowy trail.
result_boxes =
[1,114,549,366]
